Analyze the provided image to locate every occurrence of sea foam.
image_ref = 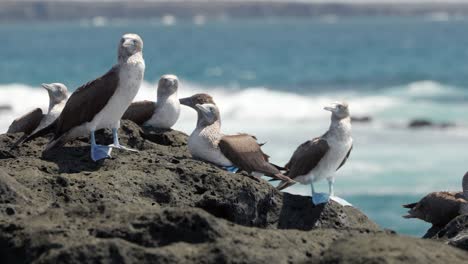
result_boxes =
[1,79,467,134]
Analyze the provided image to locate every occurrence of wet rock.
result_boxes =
[351,116,372,123]
[409,119,456,129]
[0,105,12,112]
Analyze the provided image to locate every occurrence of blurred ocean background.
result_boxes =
[1,15,468,236]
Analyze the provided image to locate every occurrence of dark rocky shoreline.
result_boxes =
[0,120,467,263]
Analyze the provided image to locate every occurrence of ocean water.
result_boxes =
[1,16,468,236]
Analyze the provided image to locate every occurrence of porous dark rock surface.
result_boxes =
[0,120,467,263]
[425,214,468,251]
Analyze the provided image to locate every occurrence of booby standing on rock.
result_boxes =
[277,102,353,206]
[186,103,294,183]
[21,34,145,161]
[403,172,468,227]
[8,83,69,135]
[122,74,180,129]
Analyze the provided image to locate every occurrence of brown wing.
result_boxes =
[52,66,120,140]
[218,134,280,176]
[285,138,329,179]
[337,145,352,171]
[7,108,43,134]
[122,101,156,125]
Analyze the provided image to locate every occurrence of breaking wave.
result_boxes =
[0,80,467,134]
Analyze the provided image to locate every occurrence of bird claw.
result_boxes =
[109,144,138,152]
[91,144,112,161]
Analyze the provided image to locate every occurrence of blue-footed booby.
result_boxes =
[8,83,69,135]
[20,33,145,162]
[277,102,353,206]
[122,74,180,129]
[179,93,215,109]
[186,103,293,183]
[403,172,468,227]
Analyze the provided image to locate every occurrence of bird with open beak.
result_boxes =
[402,172,468,227]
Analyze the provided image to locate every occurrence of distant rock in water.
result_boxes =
[408,119,456,129]
[0,104,12,112]
[351,116,373,123]
[0,120,467,263]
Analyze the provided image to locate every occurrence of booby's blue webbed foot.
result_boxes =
[90,130,112,161]
[222,166,239,173]
[91,144,112,161]
[312,192,330,205]
[330,196,353,207]
[109,128,138,152]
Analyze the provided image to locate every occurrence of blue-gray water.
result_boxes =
[1,16,468,236]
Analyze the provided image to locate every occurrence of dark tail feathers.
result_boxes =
[11,121,56,149]
[276,179,297,191]
[268,163,288,182]
[271,162,286,171]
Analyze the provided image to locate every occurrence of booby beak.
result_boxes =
[402,203,417,209]
[179,97,193,107]
[122,39,135,48]
[41,83,53,92]
[402,203,417,219]
[166,79,176,87]
[324,104,337,112]
[402,214,415,219]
